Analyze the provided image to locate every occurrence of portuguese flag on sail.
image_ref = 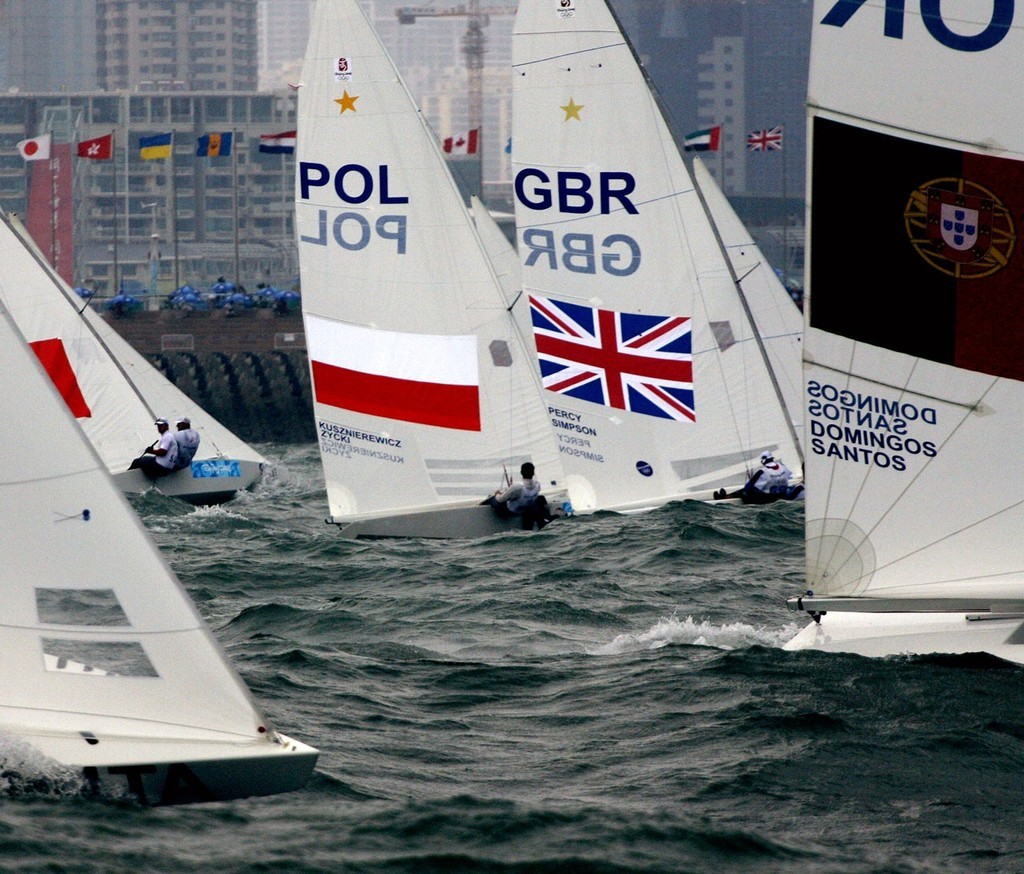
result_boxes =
[809,117,1024,381]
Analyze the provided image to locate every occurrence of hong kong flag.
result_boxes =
[76,133,113,160]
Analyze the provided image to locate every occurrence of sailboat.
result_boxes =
[785,1,1024,662]
[511,0,802,514]
[691,156,804,441]
[294,0,570,539]
[0,295,317,805]
[0,209,266,505]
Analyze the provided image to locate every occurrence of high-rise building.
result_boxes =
[0,0,99,92]
[257,0,314,91]
[96,0,258,92]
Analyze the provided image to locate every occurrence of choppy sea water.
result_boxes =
[4,442,1024,873]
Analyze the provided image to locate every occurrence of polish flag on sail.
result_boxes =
[443,129,479,155]
[30,338,91,418]
[305,315,481,431]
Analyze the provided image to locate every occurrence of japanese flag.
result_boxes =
[17,133,52,161]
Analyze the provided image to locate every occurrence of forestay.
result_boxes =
[786,0,1024,662]
[296,0,567,535]
[0,210,265,504]
[511,0,802,513]
[0,298,316,804]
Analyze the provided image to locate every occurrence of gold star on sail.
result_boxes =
[561,98,584,121]
[335,91,359,113]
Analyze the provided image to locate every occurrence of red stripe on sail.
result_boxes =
[312,360,480,431]
[30,338,92,418]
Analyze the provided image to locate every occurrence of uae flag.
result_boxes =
[810,117,1024,382]
[682,126,721,152]
[305,315,481,431]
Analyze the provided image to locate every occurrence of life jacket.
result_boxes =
[757,461,791,494]
[507,478,541,512]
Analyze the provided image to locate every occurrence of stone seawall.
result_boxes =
[102,308,316,443]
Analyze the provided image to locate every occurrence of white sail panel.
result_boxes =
[809,0,1022,152]
[512,0,802,512]
[297,0,567,531]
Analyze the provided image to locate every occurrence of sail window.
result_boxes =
[41,639,157,677]
[36,588,130,627]
[488,340,513,367]
[710,321,736,352]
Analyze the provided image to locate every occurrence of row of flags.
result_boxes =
[17,127,481,162]
[15,130,298,162]
[682,124,784,153]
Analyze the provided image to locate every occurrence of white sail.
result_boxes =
[295,0,569,539]
[0,210,266,505]
[0,296,316,805]
[785,1,1024,662]
[691,157,804,445]
[511,0,802,513]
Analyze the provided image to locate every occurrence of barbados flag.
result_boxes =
[139,132,172,160]
[196,132,233,157]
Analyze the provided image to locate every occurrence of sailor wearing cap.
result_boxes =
[173,417,201,470]
[127,416,179,477]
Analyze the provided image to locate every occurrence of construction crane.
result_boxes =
[396,2,516,163]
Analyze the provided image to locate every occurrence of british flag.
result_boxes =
[529,294,695,421]
[747,125,783,151]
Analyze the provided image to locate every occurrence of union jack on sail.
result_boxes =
[528,294,695,421]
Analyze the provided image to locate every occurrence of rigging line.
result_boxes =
[691,170,803,467]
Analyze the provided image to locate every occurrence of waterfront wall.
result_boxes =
[102,308,317,443]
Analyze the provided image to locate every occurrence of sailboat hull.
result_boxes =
[17,731,318,806]
[113,459,264,505]
[334,492,571,540]
[785,612,1024,665]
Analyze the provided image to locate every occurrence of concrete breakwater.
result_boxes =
[102,308,316,443]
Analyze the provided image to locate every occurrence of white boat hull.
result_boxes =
[113,459,264,505]
[335,492,571,540]
[16,730,318,806]
[784,611,1024,665]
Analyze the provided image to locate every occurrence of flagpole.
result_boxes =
[232,128,240,285]
[171,132,180,291]
[781,124,788,290]
[50,143,57,268]
[112,129,120,296]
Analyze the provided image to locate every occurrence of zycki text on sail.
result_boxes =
[807,380,938,471]
[821,0,1016,53]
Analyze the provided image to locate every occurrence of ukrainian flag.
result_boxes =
[196,132,233,157]
[139,132,172,160]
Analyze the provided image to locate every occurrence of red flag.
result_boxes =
[76,133,113,160]
[30,338,92,418]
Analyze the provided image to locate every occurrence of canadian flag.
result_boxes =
[443,129,479,155]
[17,133,52,161]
